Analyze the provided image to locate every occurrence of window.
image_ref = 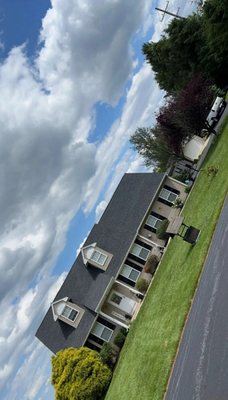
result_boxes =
[81,244,111,271]
[120,264,140,282]
[110,292,122,305]
[146,215,162,230]
[90,250,107,266]
[91,322,113,342]
[61,305,78,322]
[51,298,84,325]
[130,243,150,261]
[159,188,178,204]
[159,188,177,203]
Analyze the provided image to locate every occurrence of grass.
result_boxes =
[105,120,228,400]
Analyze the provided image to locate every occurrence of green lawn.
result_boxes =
[105,120,228,400]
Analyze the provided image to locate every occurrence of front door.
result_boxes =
[108,291,136,315]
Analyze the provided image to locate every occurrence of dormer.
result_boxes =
[81,243,112,271]
[51,297,84,328]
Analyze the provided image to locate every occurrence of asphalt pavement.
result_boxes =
[164,196,228,400]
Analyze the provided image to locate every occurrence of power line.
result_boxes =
[155,1,185,21]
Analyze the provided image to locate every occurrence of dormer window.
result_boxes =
[81,243,112,271]
[90,250,107,266]
[61,305,78,322]
[51,297,84,328]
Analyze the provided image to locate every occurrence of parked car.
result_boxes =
[206,97,226,128]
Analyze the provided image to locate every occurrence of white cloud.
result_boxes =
[127,155,147,173]
[6,341,54,400]
[95,200,108,222]
[83,63,164,213]
[0,0,153,305]
[0,273,66,400]
[76,233,89,257]
[94,150,150,223]
[37,0,151,106]
[83,0,197,214]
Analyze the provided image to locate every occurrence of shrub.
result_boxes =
[156,219,169,239]
[114,330,127,349]
[173,170,192,183]
[206,165,219,178]
[100,343,114,368]
[144,254,159,274]
[185,185,191,194]
[119,327,128,337]
[51,347,112,400]
[172,198,184,209]
[135,277,149,293]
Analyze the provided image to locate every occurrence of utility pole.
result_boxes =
[155,1,185,21]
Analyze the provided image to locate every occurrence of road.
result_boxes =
[165,197,228,400]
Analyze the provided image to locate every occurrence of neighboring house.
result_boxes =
[169,135,211,184]
[183,135,210,162]
[36,173,187,354]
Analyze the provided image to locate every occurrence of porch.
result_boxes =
[101,281,143,327]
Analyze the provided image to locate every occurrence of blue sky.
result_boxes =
[0,0,50,57]
[0,1,196,399]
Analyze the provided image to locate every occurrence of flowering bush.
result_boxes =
[144,254,159,274]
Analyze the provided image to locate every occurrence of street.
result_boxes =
[165,197,228,400]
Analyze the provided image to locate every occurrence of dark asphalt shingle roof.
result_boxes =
[36,172,165,353]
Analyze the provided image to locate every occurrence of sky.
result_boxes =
[0,1,196,399]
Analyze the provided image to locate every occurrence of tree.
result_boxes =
[170,74,214,137]
[142,15,204,93]
[130,75,215,171]
[130,127,184,172]
[51,347,112,400]
[142,0,228,93]
[156,100,186,154]
[201,0,228,88]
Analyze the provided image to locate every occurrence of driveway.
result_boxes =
[196,103,228,171]
[164,196,228,400]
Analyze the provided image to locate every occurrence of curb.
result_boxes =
[162,195,228,399]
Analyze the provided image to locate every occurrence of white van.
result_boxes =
[206,97,226,128]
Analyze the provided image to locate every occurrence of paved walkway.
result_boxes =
[165,196,228,400]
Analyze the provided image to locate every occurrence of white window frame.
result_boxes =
[91,322,113,342]
[159,188,178,204]
[120,264,140,282]
[61,305,78,322]
[146,215,162,230]
[130,243,150,261]
[90,249,107,266]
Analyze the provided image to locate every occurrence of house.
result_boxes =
[36,173,187,354]
[169,134,212,185]
[183,135,210,162]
